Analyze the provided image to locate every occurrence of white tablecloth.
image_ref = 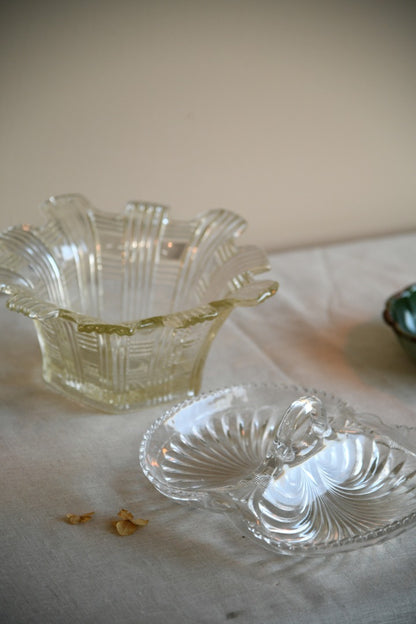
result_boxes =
[1,232,416,624]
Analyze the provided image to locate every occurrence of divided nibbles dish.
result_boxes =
[140,384,416,556]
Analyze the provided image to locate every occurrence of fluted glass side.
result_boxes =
[0,195,277,412]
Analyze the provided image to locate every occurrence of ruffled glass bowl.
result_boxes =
[0,195,277,412]
[140,384,416,556]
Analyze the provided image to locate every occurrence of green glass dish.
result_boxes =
[0,194,278,412]
[383,283,416,362]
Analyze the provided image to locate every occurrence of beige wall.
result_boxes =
[1,0,415,251]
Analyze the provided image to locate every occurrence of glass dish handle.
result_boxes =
[266,395,333,467]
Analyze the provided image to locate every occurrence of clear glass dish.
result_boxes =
[0,195,277,412]
[140,383,416,556]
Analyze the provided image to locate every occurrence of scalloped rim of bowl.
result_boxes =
[3,279,278,335]
[0,195,278,336]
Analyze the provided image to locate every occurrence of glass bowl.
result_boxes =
[0,195,277,412]
[383,283,416,363]
[140,383,416,556]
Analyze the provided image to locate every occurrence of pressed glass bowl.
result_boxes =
[0,195,277,412]
[383,283,416,363]
[140,384,416,556]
